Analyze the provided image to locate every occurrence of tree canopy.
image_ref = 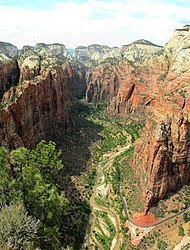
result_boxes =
[0,140,69,249]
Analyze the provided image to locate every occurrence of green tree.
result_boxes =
[0,204,39,250]
[0,141,69,249]
[178,225,185,237]
[183,212,190,223]
[157,238,168,249]
[0,147,11,204]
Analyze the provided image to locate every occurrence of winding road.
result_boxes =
[118,164,190,229]
[89,145,190,248]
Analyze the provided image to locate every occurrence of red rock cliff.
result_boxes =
[86,27,190,208]
[0,65,72,150]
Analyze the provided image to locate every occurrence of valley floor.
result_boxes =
[62,100,190,250]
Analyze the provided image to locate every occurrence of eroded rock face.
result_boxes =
[0,43,77,149]
[18,43,86,98]
[66,61,86,98]
[132,26,190,208]
[86,26,190,208]
[0,42,19,58]
[0,53,20,100]
[47,43,68,58]
[121,39,162,61]
[73,44,120,67]
[86,44,168,118]
[0,66,72,150]
[133,103,190,210]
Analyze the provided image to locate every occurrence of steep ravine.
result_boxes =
[86,26,190,209]
[0,43,88,150]
[0,26,190,233]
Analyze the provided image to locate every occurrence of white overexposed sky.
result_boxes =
[0,0,190,49]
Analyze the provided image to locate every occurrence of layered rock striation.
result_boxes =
[0,66,72,150]
[0,43,81,149]
[86,26,190,208]
[133,26,190,208]
[73,44,120,67]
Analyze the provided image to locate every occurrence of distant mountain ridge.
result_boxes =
[0,39,162,67]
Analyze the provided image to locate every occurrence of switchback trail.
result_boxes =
[118,170,190,228]
[89,146,130,250]
[89,145,190,248]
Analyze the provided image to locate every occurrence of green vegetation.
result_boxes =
[157,238,168,249]
[94,211,116,249]
[100,57,120,65]
[0,204,39,250]
[72,100,145,250]
[158,73,167,82]
[0,99,142,250]
[73,101,144,155]
[112,159,121,194]
[0,141,68,249]
[150,201,167,218]
[150,182,190,221]
[178,225,185,237]
[121,147,144,213]
[86,168,97,190]
[178,89,186,98]
[183,212,190,223]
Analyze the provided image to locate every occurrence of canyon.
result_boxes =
[86,25,190,209]
[0,25,190,249]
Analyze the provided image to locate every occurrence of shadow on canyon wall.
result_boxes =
[56,102,103,249]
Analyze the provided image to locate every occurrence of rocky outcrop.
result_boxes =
[18,43,86,98]
[121,39,162,62]
[0,43,77,149]
[66,61,86,98]
[47,43,68,58]
[0,65,72,150]
[133,99,190,210]
[74,40,161,68]
[86,26,190,208]
[0,54,20,100]
[73,44,120,67]
[0,42,19,58]
[132,27,190,208]
[86,45,168,117]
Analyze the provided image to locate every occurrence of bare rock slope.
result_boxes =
[0,43,85,149]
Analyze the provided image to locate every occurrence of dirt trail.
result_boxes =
[89,146,131,250]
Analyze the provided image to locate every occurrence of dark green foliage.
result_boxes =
[183,212,190,223]
[158,74,167,82]
[86,168,97,188]
[112,160,120,194]
[170,209,179,213]
[157,239,168,249]
[125,122,144,142]
[178,89,186,98]
[0,141,69,249]
[94,211,115,249]
[178,225,185,237]
[0,147,11,203]
[100,57,120,65]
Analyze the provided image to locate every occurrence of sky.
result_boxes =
[0,0,190,49]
